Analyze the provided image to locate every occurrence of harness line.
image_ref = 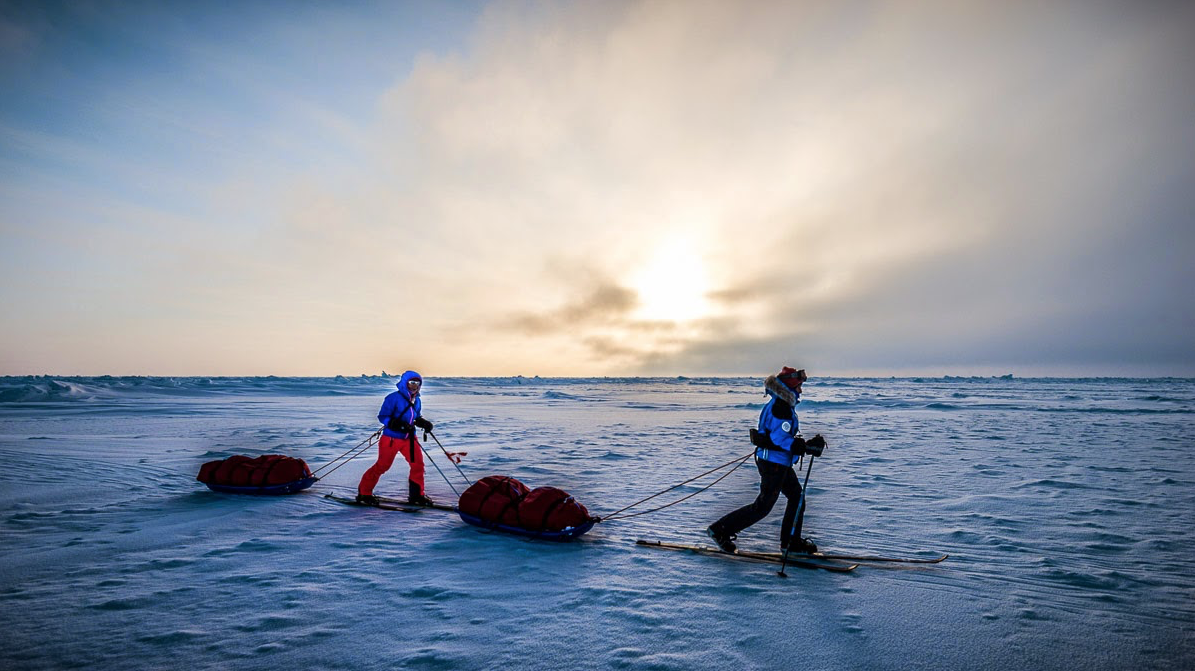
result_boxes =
[311,430,381,479]
[599,451,754,522]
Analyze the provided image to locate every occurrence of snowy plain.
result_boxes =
[0,375,1192,670]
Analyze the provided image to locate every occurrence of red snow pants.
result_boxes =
[357,434,425,496]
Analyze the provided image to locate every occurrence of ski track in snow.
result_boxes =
[0,376,1192,670]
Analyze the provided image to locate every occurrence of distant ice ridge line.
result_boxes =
[2,377,1192,415]
[0,375,397,402]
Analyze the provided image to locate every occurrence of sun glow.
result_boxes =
[630,242,712,323]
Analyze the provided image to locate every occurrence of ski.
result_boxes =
[635,539,858,572]
[325,493,420,512]
[729,548,948,564]
[324,493,455,513]
[373,494,457,513]
[812,551,948,564]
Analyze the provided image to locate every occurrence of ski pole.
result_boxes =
[419,443,462,499]
[426,431,473,487]
[778,454,816,578]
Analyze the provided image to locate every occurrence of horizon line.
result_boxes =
[3,373,1193,381]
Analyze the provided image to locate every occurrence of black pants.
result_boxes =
[712,458,804,545]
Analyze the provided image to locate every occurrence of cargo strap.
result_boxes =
[533,494,574,532]
[254,457,282,487]
[472,477,527,526]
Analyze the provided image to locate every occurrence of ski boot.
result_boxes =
[783,536,818,554]
[706,525,738,553]
[408,481,434,507]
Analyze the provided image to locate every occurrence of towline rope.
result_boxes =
[598,451,754,523]
[311,430,381,480]
[312,428,473,501]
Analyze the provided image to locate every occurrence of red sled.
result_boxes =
[457,475,596,541]
[197,454,316,495]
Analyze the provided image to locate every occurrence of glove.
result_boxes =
[413,416,433,433]
[386,417,413,433]
[805,434,826,457]
[791,436,807,455]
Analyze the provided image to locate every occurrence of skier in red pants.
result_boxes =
[357,370,435,506]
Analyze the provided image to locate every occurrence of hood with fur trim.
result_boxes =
[765,374,799,407]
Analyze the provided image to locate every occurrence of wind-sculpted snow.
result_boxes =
[0,376,1192,670]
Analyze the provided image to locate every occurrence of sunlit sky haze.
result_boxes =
[1,0,1193,377]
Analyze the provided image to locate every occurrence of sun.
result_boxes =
[630,242,712,323]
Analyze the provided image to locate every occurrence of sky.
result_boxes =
[1,0,1193,377]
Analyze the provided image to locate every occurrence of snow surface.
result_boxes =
[0,375,1192,670]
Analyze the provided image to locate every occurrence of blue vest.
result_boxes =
[755,395,800,466]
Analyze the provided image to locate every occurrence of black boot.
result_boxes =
[408,481,434,506]
[706,525,738,553]
[355,493,379,506]
[782,536,817,554]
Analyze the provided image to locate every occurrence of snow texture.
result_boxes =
[0,375,1192,670]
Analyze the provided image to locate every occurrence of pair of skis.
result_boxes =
[635,539,948,573]
[324,492,457,513]
[326,494,947,573]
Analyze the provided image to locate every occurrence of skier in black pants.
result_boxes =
[707,367,826,554]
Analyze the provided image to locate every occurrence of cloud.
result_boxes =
[507,279,638,335]
[389,0,1190,376]
[3,1,1193,375]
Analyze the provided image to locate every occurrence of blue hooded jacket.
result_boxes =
[378,370,423,439]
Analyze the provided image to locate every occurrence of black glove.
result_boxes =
[805,434,826,457]
[791,436,807,455]
[413,416,433,433]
